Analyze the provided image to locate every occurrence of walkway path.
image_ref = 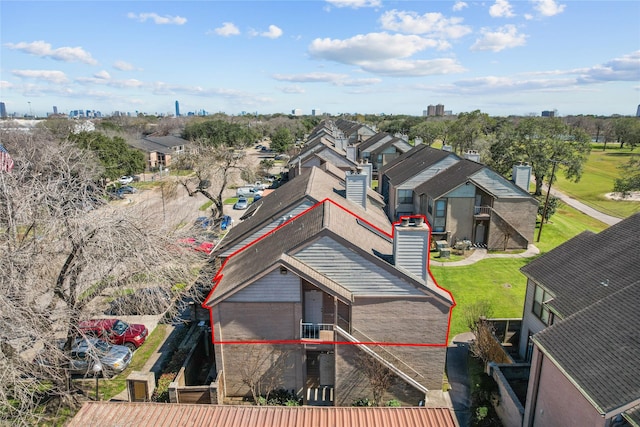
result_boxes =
[430,244,540,267]
[549,188,622,226]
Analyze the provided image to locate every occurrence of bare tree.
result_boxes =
[174,140,249,220]
[238,345,290,405]
[356,351,395,406]
[0,128,199,425]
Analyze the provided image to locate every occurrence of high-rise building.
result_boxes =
[541,110,556,117]
[435,104,445,116]
[427,105,436,116]
[53,106,58,115]
[636,104,640,117]
[0,102,6,119]
[175,100,180,117]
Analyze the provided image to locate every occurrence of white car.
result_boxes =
[118,176,134,185]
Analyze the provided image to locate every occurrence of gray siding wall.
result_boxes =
[227,269,300,302]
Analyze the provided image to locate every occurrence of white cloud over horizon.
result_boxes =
[471,25,527,52]
[127,12,187,25]
[5,41,97,65]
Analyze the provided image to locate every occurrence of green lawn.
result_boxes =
[432,204,608,342]
[552,147,640,219]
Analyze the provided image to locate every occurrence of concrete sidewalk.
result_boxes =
[430,244,540,267]
[549,187,622,226]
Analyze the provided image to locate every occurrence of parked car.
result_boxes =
[67,338,132,377]
[234,197,249,210]
[220,215,234,230]
[194,216,213,229]
[118,176,134,185]
[117,185,137,195]
[78,318,148,351]
[178,237,215,254]
[236,187,263,198]
[105,287,173,316]
[253,181,268,190]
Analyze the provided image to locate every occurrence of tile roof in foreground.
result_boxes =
[68,402,457,427]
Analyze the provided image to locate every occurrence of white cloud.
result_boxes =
[531,0,566,17]
[471,25,527,52]
[113,60,139,71]
[309,32,443,64]
[273,72,382,86]
[94,70,111,80]
[0,81,14,89]
[453,2,468,11]
[379,10,472,39]
[280,85,306,94]
[11,69,68,84]
[577,50,640,83]
[261,25,283,39]
[5,41,97,65]
[357,58,466,77]
[272,72,349,83]
[325,0,381,9]
[490,0,515,18]
[127,12,187,25]
[214,22,240,37]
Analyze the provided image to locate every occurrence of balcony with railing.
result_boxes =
[474,205,492,218]
[300,321,334,340]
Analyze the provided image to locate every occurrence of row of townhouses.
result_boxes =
[75,119,638,427]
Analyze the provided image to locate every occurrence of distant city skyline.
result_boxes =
[1,1,639,117]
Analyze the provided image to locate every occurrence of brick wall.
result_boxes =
[350,297,450,390]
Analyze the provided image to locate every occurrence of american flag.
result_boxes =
[0,144,15,173]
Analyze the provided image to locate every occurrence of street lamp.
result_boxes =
[537,159,564,242]
[92,362,103,401]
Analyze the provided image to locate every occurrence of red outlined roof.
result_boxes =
[202,198,456,348]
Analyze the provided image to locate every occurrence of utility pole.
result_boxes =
[537,159,563,242]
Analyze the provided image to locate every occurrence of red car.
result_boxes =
[78,318,148,351]
[178,238,214,254]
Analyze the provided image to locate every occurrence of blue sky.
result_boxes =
[1,0,639,117]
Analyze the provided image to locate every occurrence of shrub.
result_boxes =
[152,373,176,402]
[352,398,373,407]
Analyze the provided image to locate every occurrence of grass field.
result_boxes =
[432,203,608,341]
[552,145,640,219]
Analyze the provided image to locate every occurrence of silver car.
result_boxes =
[68,338,132,377]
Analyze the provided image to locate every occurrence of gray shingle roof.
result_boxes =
[521,213,640,318]
[213,166,390,259]
[382,145,452,186]
[414,160,484,199]
[533,280,640,415]
[206,200,450,306]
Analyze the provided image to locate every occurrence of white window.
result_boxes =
[398,189,413,205]
[532,284,551,325]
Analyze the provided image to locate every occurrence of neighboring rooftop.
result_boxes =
[68,402,457,427]
[520,212,640,318]
[533,280,640,416]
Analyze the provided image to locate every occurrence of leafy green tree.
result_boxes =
[270,126,294,153]
[182,119,258,148]
[613,156,640,195]
[69,131,145,181]
[489,117,591,195]
[410,119,450,146]
[612,117,640,150]
[449,110,493,154]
